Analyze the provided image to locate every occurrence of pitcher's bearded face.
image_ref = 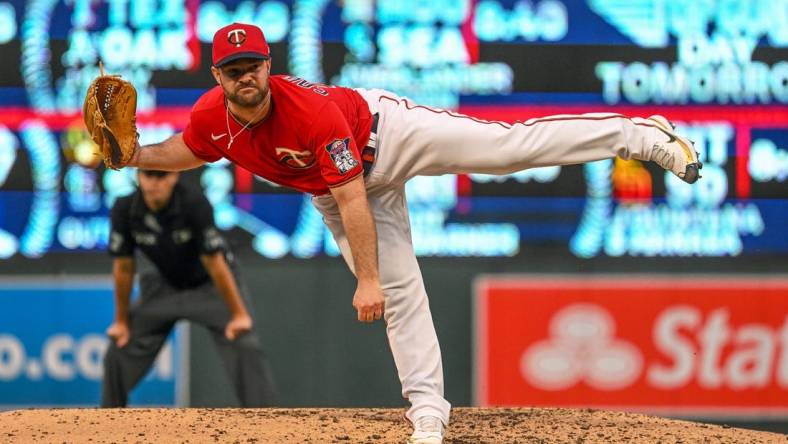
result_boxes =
[218,59,270,107]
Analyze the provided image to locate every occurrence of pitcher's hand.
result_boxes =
[353,281,385,323]
[225,313,253,341]
[106,321,131,348]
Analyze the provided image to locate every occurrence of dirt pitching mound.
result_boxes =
[1,407,784,443]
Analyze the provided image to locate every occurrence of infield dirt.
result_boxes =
[1,407,785,443]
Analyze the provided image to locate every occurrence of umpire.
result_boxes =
[102,169,276,407]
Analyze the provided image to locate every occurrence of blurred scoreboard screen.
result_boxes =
[0,0,786,259]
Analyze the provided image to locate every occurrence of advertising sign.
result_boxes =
[0,276,184,407]
[475,276,788,416]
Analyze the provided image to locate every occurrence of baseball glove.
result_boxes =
[83,64,138,170]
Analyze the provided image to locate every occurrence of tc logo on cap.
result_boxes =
[227,29,247,47]
[212,23,270,66]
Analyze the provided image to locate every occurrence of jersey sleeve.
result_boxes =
[308,101,364,187]
[183,119,224,163]
[188,191,227,256]
[108,199,135,257]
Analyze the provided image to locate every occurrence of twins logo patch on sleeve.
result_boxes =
[325,138,358,174]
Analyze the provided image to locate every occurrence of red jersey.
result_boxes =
[182,75,374,195]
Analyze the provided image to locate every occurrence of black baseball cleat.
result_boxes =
[646,115,703,184]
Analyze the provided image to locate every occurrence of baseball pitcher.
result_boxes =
[84,22,700,443]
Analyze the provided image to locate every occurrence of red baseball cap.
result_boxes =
[212,22,270,67]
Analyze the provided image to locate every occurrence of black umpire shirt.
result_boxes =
[109,183,233,289]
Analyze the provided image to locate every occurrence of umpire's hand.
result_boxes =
[225,313,253,341]
[107,321,131,348]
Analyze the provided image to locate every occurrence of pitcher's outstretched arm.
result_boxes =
[129,133,205,172]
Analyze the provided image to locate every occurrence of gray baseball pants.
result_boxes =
[313,88,672,427]
[101,271,277,407]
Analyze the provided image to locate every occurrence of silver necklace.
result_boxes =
[225,103,264,150]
